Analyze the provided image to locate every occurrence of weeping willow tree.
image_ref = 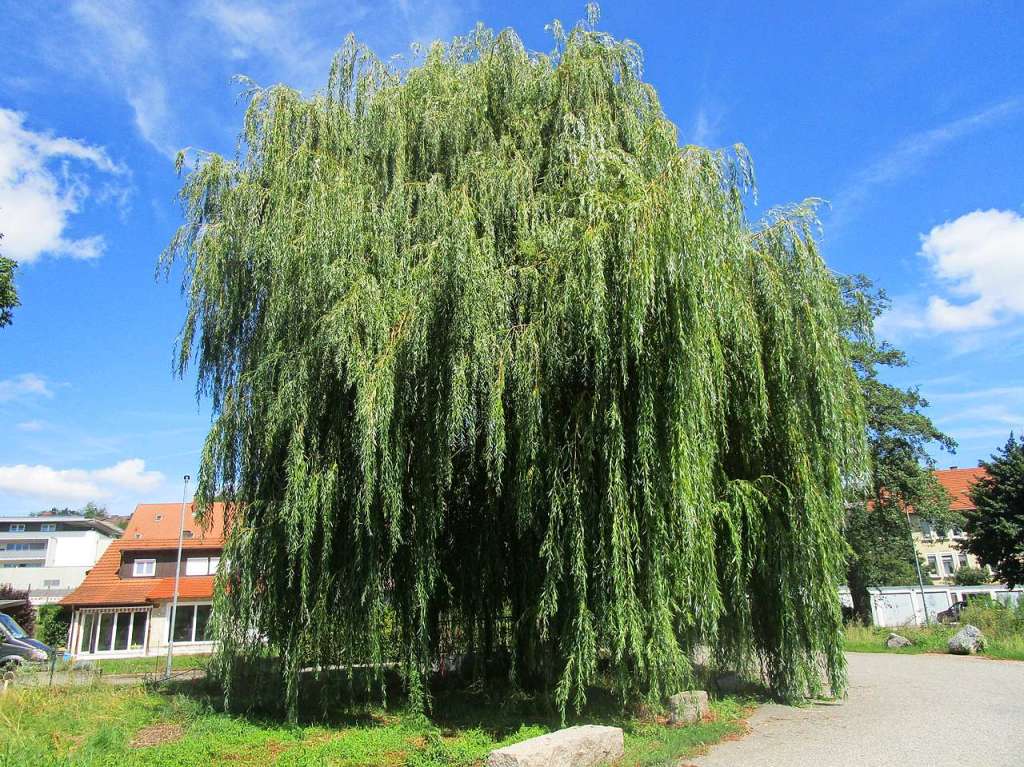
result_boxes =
[165,10,865,718]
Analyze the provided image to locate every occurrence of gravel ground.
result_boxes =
[690,651,1024,767]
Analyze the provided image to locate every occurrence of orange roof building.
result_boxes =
[909,467,989,584]
[61,502,226,660]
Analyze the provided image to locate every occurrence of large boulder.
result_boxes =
[487,725,624,767]
[948,624,985,655]
[885,633,912,648]
[668,690,709,725]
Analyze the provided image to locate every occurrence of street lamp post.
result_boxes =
[905,509,932,626]
[165,474,190,678]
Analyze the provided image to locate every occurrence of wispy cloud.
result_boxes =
[0,373,54,403]
[830,98,1023,230]
[58,0,470,160]
[689,106,722,147]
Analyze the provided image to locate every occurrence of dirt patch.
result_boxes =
[129,722,184,748]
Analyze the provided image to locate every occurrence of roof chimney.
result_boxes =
[950,465,958,470]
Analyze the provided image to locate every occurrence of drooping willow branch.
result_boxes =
[165,11,866,719]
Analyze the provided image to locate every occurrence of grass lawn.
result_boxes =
[0,679,753,767]
[844,600,1024,662]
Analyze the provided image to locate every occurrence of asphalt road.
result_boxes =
[690,652,1024,767]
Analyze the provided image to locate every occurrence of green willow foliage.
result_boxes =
[165,13,865,718]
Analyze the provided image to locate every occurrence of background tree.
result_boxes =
[838,274,957,617]
[0,234,18,328]
[0,584,35,636]
[965,434,1024,587]
[168,14,866,717]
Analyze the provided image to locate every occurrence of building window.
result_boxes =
[952,526,965,538]
[168,604,213,643]
[78,610,149,654]
[920,520,934,539]
[133,558,156,577]
[926,555,938,574]
[185,556,220,576]
[8,524,25,533]
[41,523,57,532]
[959,553,969,568]
[941,554,956,576]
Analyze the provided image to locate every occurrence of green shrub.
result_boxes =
[35,604,71,648]
[953,566,990,586]
[958,600,1024,639]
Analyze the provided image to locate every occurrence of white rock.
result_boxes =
[487,725,624,767]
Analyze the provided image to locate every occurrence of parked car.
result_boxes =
[937,600,967,624]
[0,611,53,668]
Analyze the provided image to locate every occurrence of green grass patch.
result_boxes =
[0,680,752,767]
[844,600,1024,661]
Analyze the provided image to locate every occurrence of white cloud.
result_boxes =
[0,109,125,263]
[0,458,165,502]
[0,373,53,403]
[91,458,165,491]
[919,210,1024,331]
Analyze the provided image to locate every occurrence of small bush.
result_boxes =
[953,566,990,586]
[0,583,35,636]
[35,604,71,647]
[958,599,1024,639]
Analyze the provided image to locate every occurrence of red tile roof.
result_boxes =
[933,467,987,512]
[61,502,226,607]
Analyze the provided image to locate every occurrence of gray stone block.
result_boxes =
[948,624,985,655]
[885,632,912,648]
[487,724,624,767]
[668,690,709,725]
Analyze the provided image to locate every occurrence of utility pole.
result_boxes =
[906,509,931,626]
[165,474,190,678]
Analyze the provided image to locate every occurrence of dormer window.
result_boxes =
[41,523,56,532]
[9,524,25,533]
[182,530,194,539]
[133,558,156,577]
[155,515,164,522]
[134,532,142,539]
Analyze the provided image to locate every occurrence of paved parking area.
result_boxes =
[691,652,1024,767]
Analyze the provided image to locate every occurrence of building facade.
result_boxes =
[0,516,122,605]
[61,502,225,660]
[908,468,987,583]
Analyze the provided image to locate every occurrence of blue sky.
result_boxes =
[1,1,1022,516]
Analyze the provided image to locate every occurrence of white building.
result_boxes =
[840,583,1024,628]
[0,516,122,605]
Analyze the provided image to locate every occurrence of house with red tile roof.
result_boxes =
[909,468,989,583]
[61,502,226,660]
